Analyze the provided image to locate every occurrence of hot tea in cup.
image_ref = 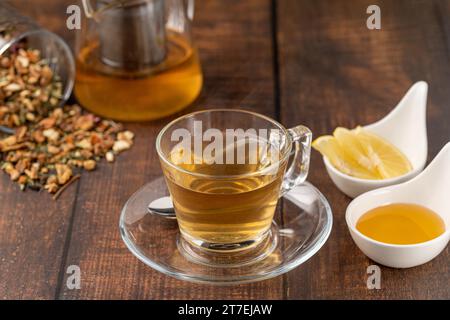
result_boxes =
[156,109,312,255]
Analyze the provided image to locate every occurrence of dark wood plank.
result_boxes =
[0,0,77,300]
[277,0,450,299]
[9,0,74,45]
[0,176,77,299]
[57,0,283,299]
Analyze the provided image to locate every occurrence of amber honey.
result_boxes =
[356,203,446,245]
[74,32,203,121]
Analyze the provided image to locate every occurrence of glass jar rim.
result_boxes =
[0,29,75,106]
[156,108,293,179]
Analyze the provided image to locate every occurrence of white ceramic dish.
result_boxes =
[346,143,450,268]
[323,81,428,198]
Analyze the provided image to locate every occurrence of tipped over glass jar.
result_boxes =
[0,3,75,106]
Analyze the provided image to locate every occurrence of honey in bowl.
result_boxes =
[356,203,446,245]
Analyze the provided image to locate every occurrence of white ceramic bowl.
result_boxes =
[345,143,450,268]
[323,81,428,198]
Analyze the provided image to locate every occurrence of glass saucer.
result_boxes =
[119,177,333,285]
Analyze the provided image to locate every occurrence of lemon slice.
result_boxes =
[353,127,412,179]
[333,127,379,173]
[312,135,380,180]
[312,127,412,180]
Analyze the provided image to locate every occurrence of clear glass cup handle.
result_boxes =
[280,125,312,197]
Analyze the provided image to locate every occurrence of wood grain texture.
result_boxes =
[0,175,78,299]
[1,0,449,300]
[277,0,450,299]
[0,0,77,300]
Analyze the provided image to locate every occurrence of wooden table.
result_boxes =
[1,0,449,300]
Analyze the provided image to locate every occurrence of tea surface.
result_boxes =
[161,141,286,248]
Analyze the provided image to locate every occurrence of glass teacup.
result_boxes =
[156,109,311,262]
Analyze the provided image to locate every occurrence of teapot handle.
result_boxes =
[82,0,128,19]
[83,0,195,20]
[186,0,195,20]
[82,0,95,18]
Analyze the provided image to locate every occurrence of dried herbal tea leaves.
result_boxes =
[0,48,134,197]
[0,47,63,128]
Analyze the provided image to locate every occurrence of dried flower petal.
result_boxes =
[113,140,131,153]
[106,151,115,163]
[55,164,72,185]
[83,160,96,171]
[43,128,60,142]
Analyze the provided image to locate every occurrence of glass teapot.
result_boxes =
[75,0,203,121]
